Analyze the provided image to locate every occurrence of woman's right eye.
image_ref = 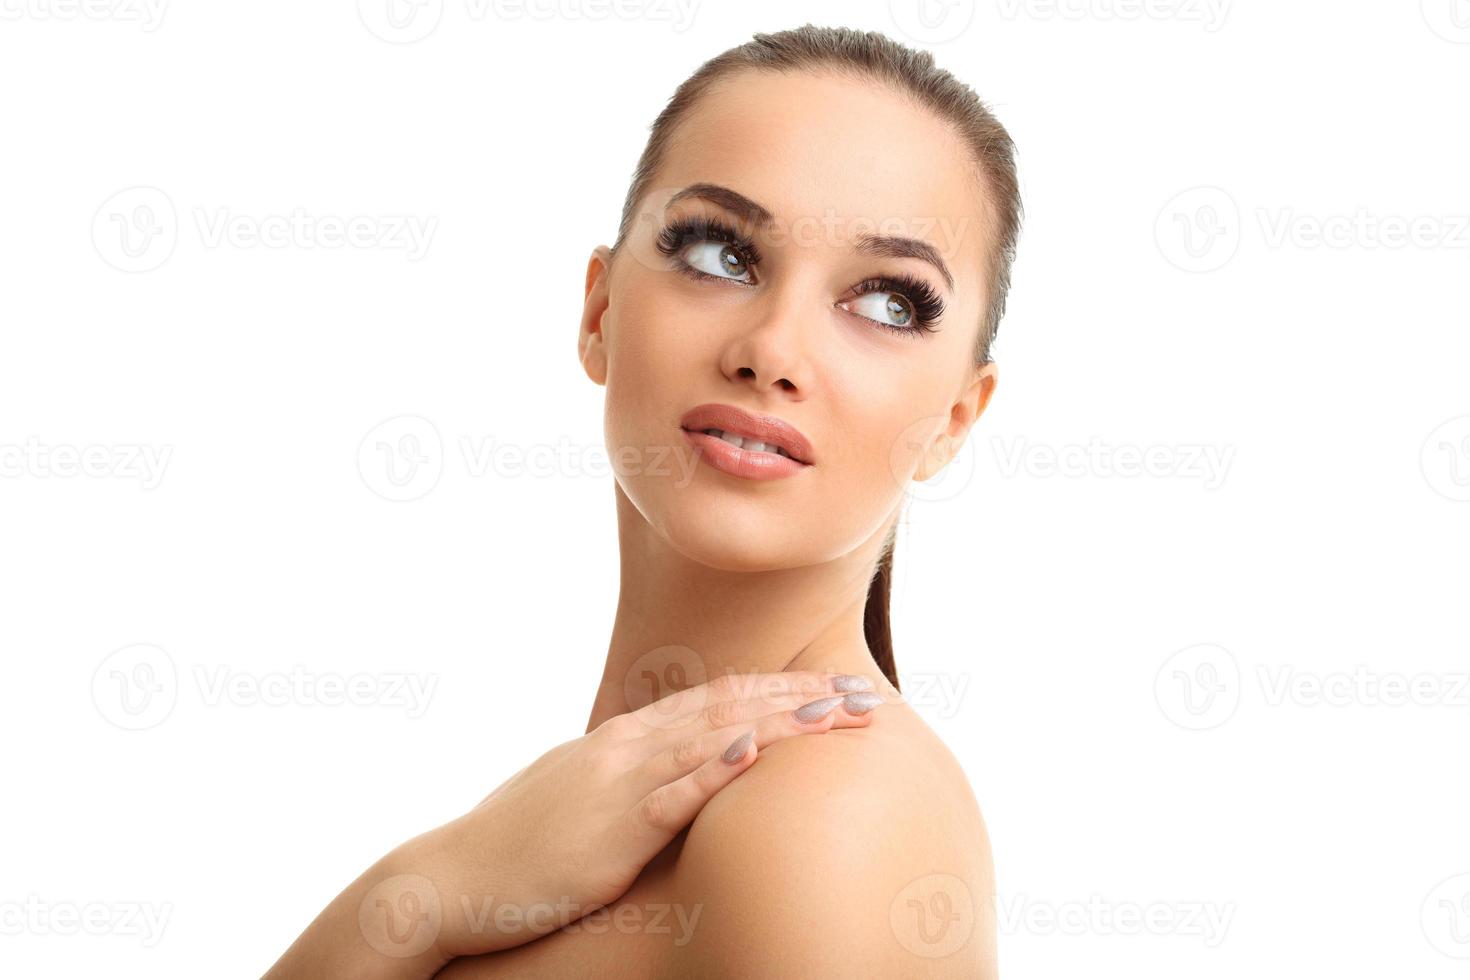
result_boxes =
[681,240,754,282]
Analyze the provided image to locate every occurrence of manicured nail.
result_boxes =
[833,674,873,692]
[722,730,755,764]
[843,692,883,715]
[794,695,845,724]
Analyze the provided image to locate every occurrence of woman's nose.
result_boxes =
[717,289,813,395]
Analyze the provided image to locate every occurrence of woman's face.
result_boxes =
[580,69,999,572]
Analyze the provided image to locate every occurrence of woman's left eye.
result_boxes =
[683,241,753,282]
[842,290,914,328]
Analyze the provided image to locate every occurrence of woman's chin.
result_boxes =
[636,490,818,572]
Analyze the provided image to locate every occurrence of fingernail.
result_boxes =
[833,674,873,692]
[794,695,845,724]
[843,692,884,715]
[722,730,755,764]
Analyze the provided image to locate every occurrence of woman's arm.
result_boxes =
[263,845,453,980]
[263,671,884,979]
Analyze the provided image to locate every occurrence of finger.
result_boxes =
[632,690,886,792]
[626,670,873,733]
[617,726,762,862]
[651,681,877,745]
[620,690,885,858]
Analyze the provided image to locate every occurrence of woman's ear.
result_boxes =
[578,245,614,385]
[914,361,998,482]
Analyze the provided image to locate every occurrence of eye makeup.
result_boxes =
[653,212,946,339]
[843,274,944,338]
[655,214,764,276]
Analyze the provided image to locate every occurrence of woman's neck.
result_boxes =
[584,484,893,733]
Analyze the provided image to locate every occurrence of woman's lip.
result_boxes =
[678,403,815,464]
[680,427,809,481]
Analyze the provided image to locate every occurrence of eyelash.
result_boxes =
[653,216,944,338]
[656,215,764,269]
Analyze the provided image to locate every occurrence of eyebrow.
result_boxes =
[663,182,956,292]
[853,233,955,293]
[666,182,773,225]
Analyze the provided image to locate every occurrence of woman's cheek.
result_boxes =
[824,414,911,521]
[872,401,944,502]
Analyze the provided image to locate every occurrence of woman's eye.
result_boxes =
[845,290,914,328]
[683,241,752,281]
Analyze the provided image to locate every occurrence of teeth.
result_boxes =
[700,428,792,459]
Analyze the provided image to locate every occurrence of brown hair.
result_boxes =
[611,25,1022,691]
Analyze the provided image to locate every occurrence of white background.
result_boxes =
[2,1,1468,977]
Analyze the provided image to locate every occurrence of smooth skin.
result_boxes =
[264,671,883,978]
[271,63,1003,980]
[445,68,1003,978]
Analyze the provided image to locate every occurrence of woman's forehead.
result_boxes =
[656,70,991,268]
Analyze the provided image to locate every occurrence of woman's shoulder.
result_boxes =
[657,698,997,979]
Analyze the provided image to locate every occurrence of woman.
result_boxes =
[267,24,1020,979]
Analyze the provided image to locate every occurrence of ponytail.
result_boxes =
[863,523,900,692]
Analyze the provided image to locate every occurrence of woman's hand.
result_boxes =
[264,670,884,980]
[414,669,882,957]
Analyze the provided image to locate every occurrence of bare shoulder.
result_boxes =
[658,699,997,980]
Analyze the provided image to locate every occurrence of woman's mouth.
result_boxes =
[678,402,814,481]
[679,426,810,480]
[691,428,799,460]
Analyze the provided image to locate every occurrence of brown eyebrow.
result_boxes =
[663,182,955,292]
[852,233,955,293]
[665,183,773,225]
